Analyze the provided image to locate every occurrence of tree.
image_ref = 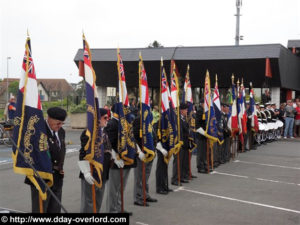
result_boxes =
[148,40,163,48]
[8,81,19,97]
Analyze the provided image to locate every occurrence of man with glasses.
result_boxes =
[25,106,67,213]
[78,108,112,212]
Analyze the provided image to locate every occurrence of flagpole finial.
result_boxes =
[187,64,190,70]
[215,74,218,81]
[82,30,85,39]
[161,57,163,66]
[231,74,235,84]
[139,51,141,58]
[27,29,29,37]
[237,79,240,85]
[250,82,252,87]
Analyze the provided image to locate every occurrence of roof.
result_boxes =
[74,44,300,91]
[287,40,300,48]
[0,78,73,96]
[74,44,283,62]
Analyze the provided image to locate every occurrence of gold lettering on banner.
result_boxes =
[24,115,39,164]
[39,132,48,151]
[87,104,95,116]
[94,128,103,158]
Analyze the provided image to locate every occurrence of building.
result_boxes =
[0,78,73,108]
[74,42,300,107]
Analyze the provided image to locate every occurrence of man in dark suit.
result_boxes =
[25,107,67,213]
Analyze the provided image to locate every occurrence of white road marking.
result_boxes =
[213,171,299,186]
[180,187,300,214]
[211,171,249,178]
[174,186,185,192]
[136,222,149,225]
[234,160,300,170]
[0,207,26,213]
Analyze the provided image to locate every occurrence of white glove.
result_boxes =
[78,160,95,185]
[156,142,168,157]
[196,127,205,136]
[111,149,124,168]
[136,144,146,161]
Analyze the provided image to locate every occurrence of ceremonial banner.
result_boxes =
[213,75,224,144]
[203,71,218,142]
[228,75,239,136]
[12,36,53,200]
[115,50,136,165]
[138,54,155,163]
[82,35,104,187]
[183,65,197,152]
[249,84,259,132]
[159,59,177,164]
[170,61,182,154]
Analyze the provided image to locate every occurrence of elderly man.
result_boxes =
[25,107,67,213]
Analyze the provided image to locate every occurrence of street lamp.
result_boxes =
[6,56,11,103]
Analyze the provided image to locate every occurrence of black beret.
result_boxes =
[47,107,67,121]
[99,108,108,117]
[180,103,188,110]
[221,103,228,107]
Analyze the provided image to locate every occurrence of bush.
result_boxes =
[70,99,86,113]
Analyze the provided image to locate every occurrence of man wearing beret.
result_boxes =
[78,108,112,213]
[25,107,67,213]
[171,103,190,185]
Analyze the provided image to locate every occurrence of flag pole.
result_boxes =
[172,62,181,186]
[39,196,44,213]
[139,53,146,206]
[117,49,125,213]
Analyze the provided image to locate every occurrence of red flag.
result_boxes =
[265,58,272,78]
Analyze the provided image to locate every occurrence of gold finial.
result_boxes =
[187,64,190,70]
[27,29,29,37]
[231,74,235,84]
[215,74,218,81]
[250,82,253,88]
[139,51,141,58]
[237,78,240,85]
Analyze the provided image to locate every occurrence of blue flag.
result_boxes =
[12,36,53,200]
[139,54,155,162]
[82,35,104,187]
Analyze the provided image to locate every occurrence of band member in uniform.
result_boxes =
[78,108,112,212]
[171,103,189,185]
[133,112,158,206]
[25,107,67,213]
[195,99,209,173]
[221,103,231,163]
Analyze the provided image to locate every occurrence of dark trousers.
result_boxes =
[223,136,231,162]
[31,173,63,213]
[196,134,207,171]
[156,151,169,192]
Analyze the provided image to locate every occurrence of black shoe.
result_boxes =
[191,175,197,178]
[156,190,168,195]
[146,197,157,202]
[180,179,189,183]
[134,201,149,207]
[198,169,206,173]
[166,188,173,192]
[122,210,133,216]
[171,181,182,186]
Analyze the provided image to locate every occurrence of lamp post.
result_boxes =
[6,56,11,103]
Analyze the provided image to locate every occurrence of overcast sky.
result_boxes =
[1,0,299,84]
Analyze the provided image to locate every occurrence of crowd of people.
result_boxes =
[18,96,299,214]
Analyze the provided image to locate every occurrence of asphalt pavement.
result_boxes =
[0,131,299,225]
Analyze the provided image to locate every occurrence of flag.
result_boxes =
[237,80,247,144]
[213,74,224,144]
[12,36,53,200]
[183,65,197,152]
[227,75,239,136]
[203,70,218,142]
[158,59,177,164]
[241,82,247,135]
[170,61,182,154]
[249,84,259,132]
[265,58,272,78]
[82,35,104,188]
[114,49,136,165]
[138,53,155,163]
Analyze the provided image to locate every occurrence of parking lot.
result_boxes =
[0,131,299,225]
